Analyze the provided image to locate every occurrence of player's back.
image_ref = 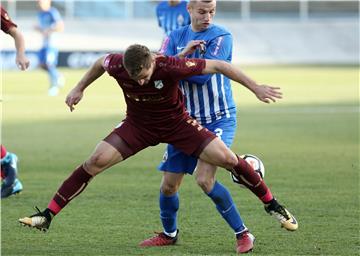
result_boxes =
[165,24,236,125]
[156,1,190,36]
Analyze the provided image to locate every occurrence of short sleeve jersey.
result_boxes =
[37,7,62,47]
[103,54,205,125]
[1,6,17,34]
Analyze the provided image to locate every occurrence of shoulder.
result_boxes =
[208,24,232,37]
[50,7,62,16]
[156,1,167,11]
[103,53,124,72]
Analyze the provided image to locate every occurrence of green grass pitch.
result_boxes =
[1,65,359,255]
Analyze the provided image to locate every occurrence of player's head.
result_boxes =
[123,44,156,86]
[37,0,52,11]
[168,0,181,6]
[187,0,216,32]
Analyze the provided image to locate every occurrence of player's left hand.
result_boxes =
[65,88,84,112]
[254,85,283,103]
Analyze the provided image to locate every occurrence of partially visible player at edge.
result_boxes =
[140,0,298,252]
[1,5,30,70]
[156,0,190,37]
[1,5,29,198]
[19,44,296,254]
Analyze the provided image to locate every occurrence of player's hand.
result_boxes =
[180,40,206,57]
[254,85,283,103]
[16,53,30,70]
[65,88,83,112]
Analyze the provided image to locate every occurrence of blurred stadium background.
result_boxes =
[1,0,359,68]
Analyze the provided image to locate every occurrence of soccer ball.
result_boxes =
[231,154,265,186]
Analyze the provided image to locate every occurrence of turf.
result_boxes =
[1,66,359,255]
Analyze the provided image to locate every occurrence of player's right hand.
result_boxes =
[181,40,206,56]
[65,88,83,112]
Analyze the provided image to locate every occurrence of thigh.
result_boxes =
[164,116,217,158]
[198,137,236,169]
[104,119,157,160]
[45,47,59,66]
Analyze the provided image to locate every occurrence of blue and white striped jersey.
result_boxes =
[37,7,62,47]
[161,24,236,124]
[156,1,190,36]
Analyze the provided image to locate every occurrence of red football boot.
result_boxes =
[236,231,255,254]
[139,230,178,247]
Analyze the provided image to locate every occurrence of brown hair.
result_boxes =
[123,44,152,78]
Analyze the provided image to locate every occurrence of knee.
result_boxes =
[218,152,238,170]
[160,181,179,196]
[196,175,215,193]
[84,152,110,175]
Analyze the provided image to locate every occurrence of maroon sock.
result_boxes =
[48,165,93,214]
[231,155,273,203]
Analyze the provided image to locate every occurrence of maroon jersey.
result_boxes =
[1,6,17,34]
[103,54,206,126]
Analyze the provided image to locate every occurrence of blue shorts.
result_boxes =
[158,116,237,174]
[38,47,59,67]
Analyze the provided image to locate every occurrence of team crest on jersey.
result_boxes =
[185,61,196,67]
[177,14,185,26]
[154,80,164,89]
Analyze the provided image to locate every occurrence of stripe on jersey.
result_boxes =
[181,74,234,124]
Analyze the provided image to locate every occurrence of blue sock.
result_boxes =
[159,191,179,234]
[207,181,246,234]
[48,66,60,87]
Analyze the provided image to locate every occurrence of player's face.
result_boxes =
[131,59,156,86]
[37,0,51,11]
[188,1,216,32]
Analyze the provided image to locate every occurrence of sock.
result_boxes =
[48,165,93,215]
[48,66,60,87]
[207,181,246,233]
[231,155,273,203]
[1,145,7,159]
[159,191,179,235]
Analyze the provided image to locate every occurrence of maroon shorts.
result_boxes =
[103,115,216,160]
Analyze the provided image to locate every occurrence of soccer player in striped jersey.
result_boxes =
[156,1,191,36]
[35,0,64,96]
[140,0,298,251]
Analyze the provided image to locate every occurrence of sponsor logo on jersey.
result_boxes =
[185,61,196,67]
[154,80,164,89]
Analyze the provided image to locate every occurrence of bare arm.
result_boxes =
[7,26,30,70]
[203,59,282,103]
[65,56,106,112]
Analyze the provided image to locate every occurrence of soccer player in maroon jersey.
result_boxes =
[1,6,29,198]
[1,6,30,70]
[19,44,297,253]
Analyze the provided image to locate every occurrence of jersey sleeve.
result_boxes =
[167,57,206,80]
[1,7,17,34]
[160,33,177,55]
[50,7,63,22]
[103,53,123,76]
[184,34,233,84]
